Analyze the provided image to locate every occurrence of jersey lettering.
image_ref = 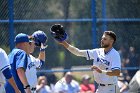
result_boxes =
[97,57,110,66]
[28,62,35,70]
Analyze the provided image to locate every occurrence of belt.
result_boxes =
[99,83,113,86]
[31,87,36,91]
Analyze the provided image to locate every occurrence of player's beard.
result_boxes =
[101,42,109,48]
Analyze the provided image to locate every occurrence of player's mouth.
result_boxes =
[101,42,104,46]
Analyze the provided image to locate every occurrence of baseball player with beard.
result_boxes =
[0,48,20,93]
[25,30,47,93]
[50,24,121,93]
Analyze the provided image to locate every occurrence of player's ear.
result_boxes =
[110,39,114,44]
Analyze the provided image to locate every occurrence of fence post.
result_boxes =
[91,0,97,48]
[8,0,14,50]
[102,0,107,31]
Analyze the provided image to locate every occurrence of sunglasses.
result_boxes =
[28,36,35,45]
[29,37,35,41]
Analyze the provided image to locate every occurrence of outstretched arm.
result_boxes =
[50,24,87,57]
[58,41,87,57]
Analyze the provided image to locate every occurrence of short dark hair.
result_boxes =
[104,31,116,43]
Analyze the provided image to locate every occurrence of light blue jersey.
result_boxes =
[86,48,121,84]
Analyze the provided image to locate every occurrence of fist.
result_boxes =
[91,65,102,73]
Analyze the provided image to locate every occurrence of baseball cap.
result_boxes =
[82,74,91,80]
[14,33,32,44]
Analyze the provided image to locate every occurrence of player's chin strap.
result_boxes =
[40,43,48,52]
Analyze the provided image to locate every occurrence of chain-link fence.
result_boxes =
[1,0,140,77]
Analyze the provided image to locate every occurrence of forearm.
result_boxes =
[8,77,20,92]
[105,70,120,76]
[60,41,69,48]
[38,51,45,61]
[61,41,87,57]
[17,68,29,87]
[91,66,121,76]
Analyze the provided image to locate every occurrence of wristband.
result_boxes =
[40,43,48,52]
[24,85,30,89]
[102,70,107,74]
[40,48,45,52]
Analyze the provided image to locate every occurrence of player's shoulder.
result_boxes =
[93,48,104,52]
[87,48,103,54]
[89,48,102,51]
[110,48,120,57]
[0,48,3,51]
[0,48,7,56]
[112,48,120,55]
[0,48,6,53]
[8,48,27,59]
[12,48,26,55]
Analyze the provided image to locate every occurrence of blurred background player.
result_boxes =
[54,71,80,93]
[117,73,129,93]
[128,70,140,93]
[50,24,121,93]
[0,48,20,93]
[36,76,51,93]
[80,74,95,93]
[5,33,33,93]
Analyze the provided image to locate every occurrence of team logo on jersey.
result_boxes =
[28,62,35,69]
[97,57,110,66]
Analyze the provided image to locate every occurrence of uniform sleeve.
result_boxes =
[111,52,121,70]
[0,49,10,72]
[0,49,12,79]
[86,49,97,60]
[16,51,28,70]
[2,68,12,79]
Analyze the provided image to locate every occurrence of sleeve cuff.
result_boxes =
[86,50,90,60]
[111,67,121,70]
[2,68,12,79]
